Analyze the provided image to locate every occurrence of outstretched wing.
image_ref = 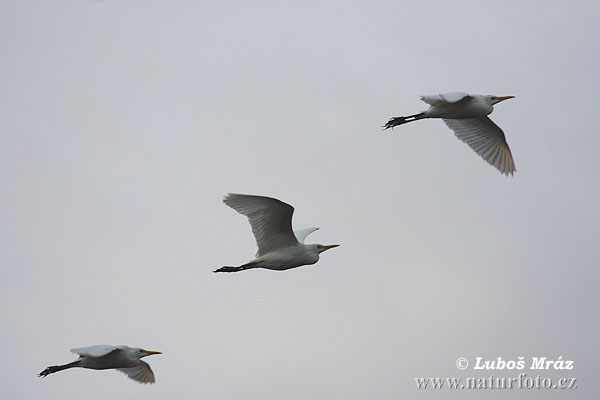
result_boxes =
[71,345,121,358]
[294,227,319,243]
[117,361,156,384]
[224,193,298,256]
[443,117,516,175]
[421,92,471,106]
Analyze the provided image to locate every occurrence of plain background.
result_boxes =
[1,1,599,399]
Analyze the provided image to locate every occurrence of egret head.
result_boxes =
[138,349,162,358]
[489,95,515,105]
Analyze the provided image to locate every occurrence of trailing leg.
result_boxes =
[383,112,425,130]
[213,262,259,273]
[39,360,80,377]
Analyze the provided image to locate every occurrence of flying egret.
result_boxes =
[383,92,516,175]
[38,345,161,384]
[214,193,339,273]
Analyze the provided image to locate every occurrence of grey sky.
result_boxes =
[1,1,599,399]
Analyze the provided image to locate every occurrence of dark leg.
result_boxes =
[39,360,80,377]
[383,112,425,130]
[213,262,258,273]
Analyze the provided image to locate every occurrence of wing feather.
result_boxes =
[442,117,516,175]
[421,92,471,106]
[294,227,319,243]
[224,194,298,256]
[71,345,121,358]
[117,361,156,384]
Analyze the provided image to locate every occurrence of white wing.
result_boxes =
[117,361,156,384]
[71,344,123,358]
[294,227,319,243]
[443,117,516,175]
[421,92,470,106]
[224,194,298,256]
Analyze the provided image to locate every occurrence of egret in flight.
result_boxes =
[214,193,339,273]
[383,92,516,175]
[39,345,161,384]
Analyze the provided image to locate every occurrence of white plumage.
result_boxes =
[214,194,338,273]
[293,227,320,243]
[384,92,516,175]
[421,92,471,105]
[71,344,121,358]
[39,344,161,384]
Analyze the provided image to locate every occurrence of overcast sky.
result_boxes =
[1,1,599,399]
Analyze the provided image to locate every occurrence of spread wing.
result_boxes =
[421,92,471,106]
[71,345,121,358]
[224,193,298,256]
[294,227,319,243]
[117,361,156,384]
[443,117,516,175]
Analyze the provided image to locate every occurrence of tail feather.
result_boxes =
[383,113,425,130]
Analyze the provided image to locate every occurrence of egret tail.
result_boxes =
[39,361,80,377]
[383,113,425,130]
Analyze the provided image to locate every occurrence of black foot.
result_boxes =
[383,113,425,130]
[214,266,243,273]
[214,263,259,273]
[39,366,55,377]
[383,116,407,130]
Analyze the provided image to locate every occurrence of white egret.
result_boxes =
[214,193,339,273]
[39,345,161,384]
[383,92,516,175]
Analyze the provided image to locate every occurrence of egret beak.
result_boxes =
[321,244,340,251]
[496,95,515,102]
[143,350,162,356]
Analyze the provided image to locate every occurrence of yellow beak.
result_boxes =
[496,95,515,101]
[144,350,162,356]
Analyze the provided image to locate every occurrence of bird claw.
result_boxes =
[213,266,238,273]
[383,117,404,130]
